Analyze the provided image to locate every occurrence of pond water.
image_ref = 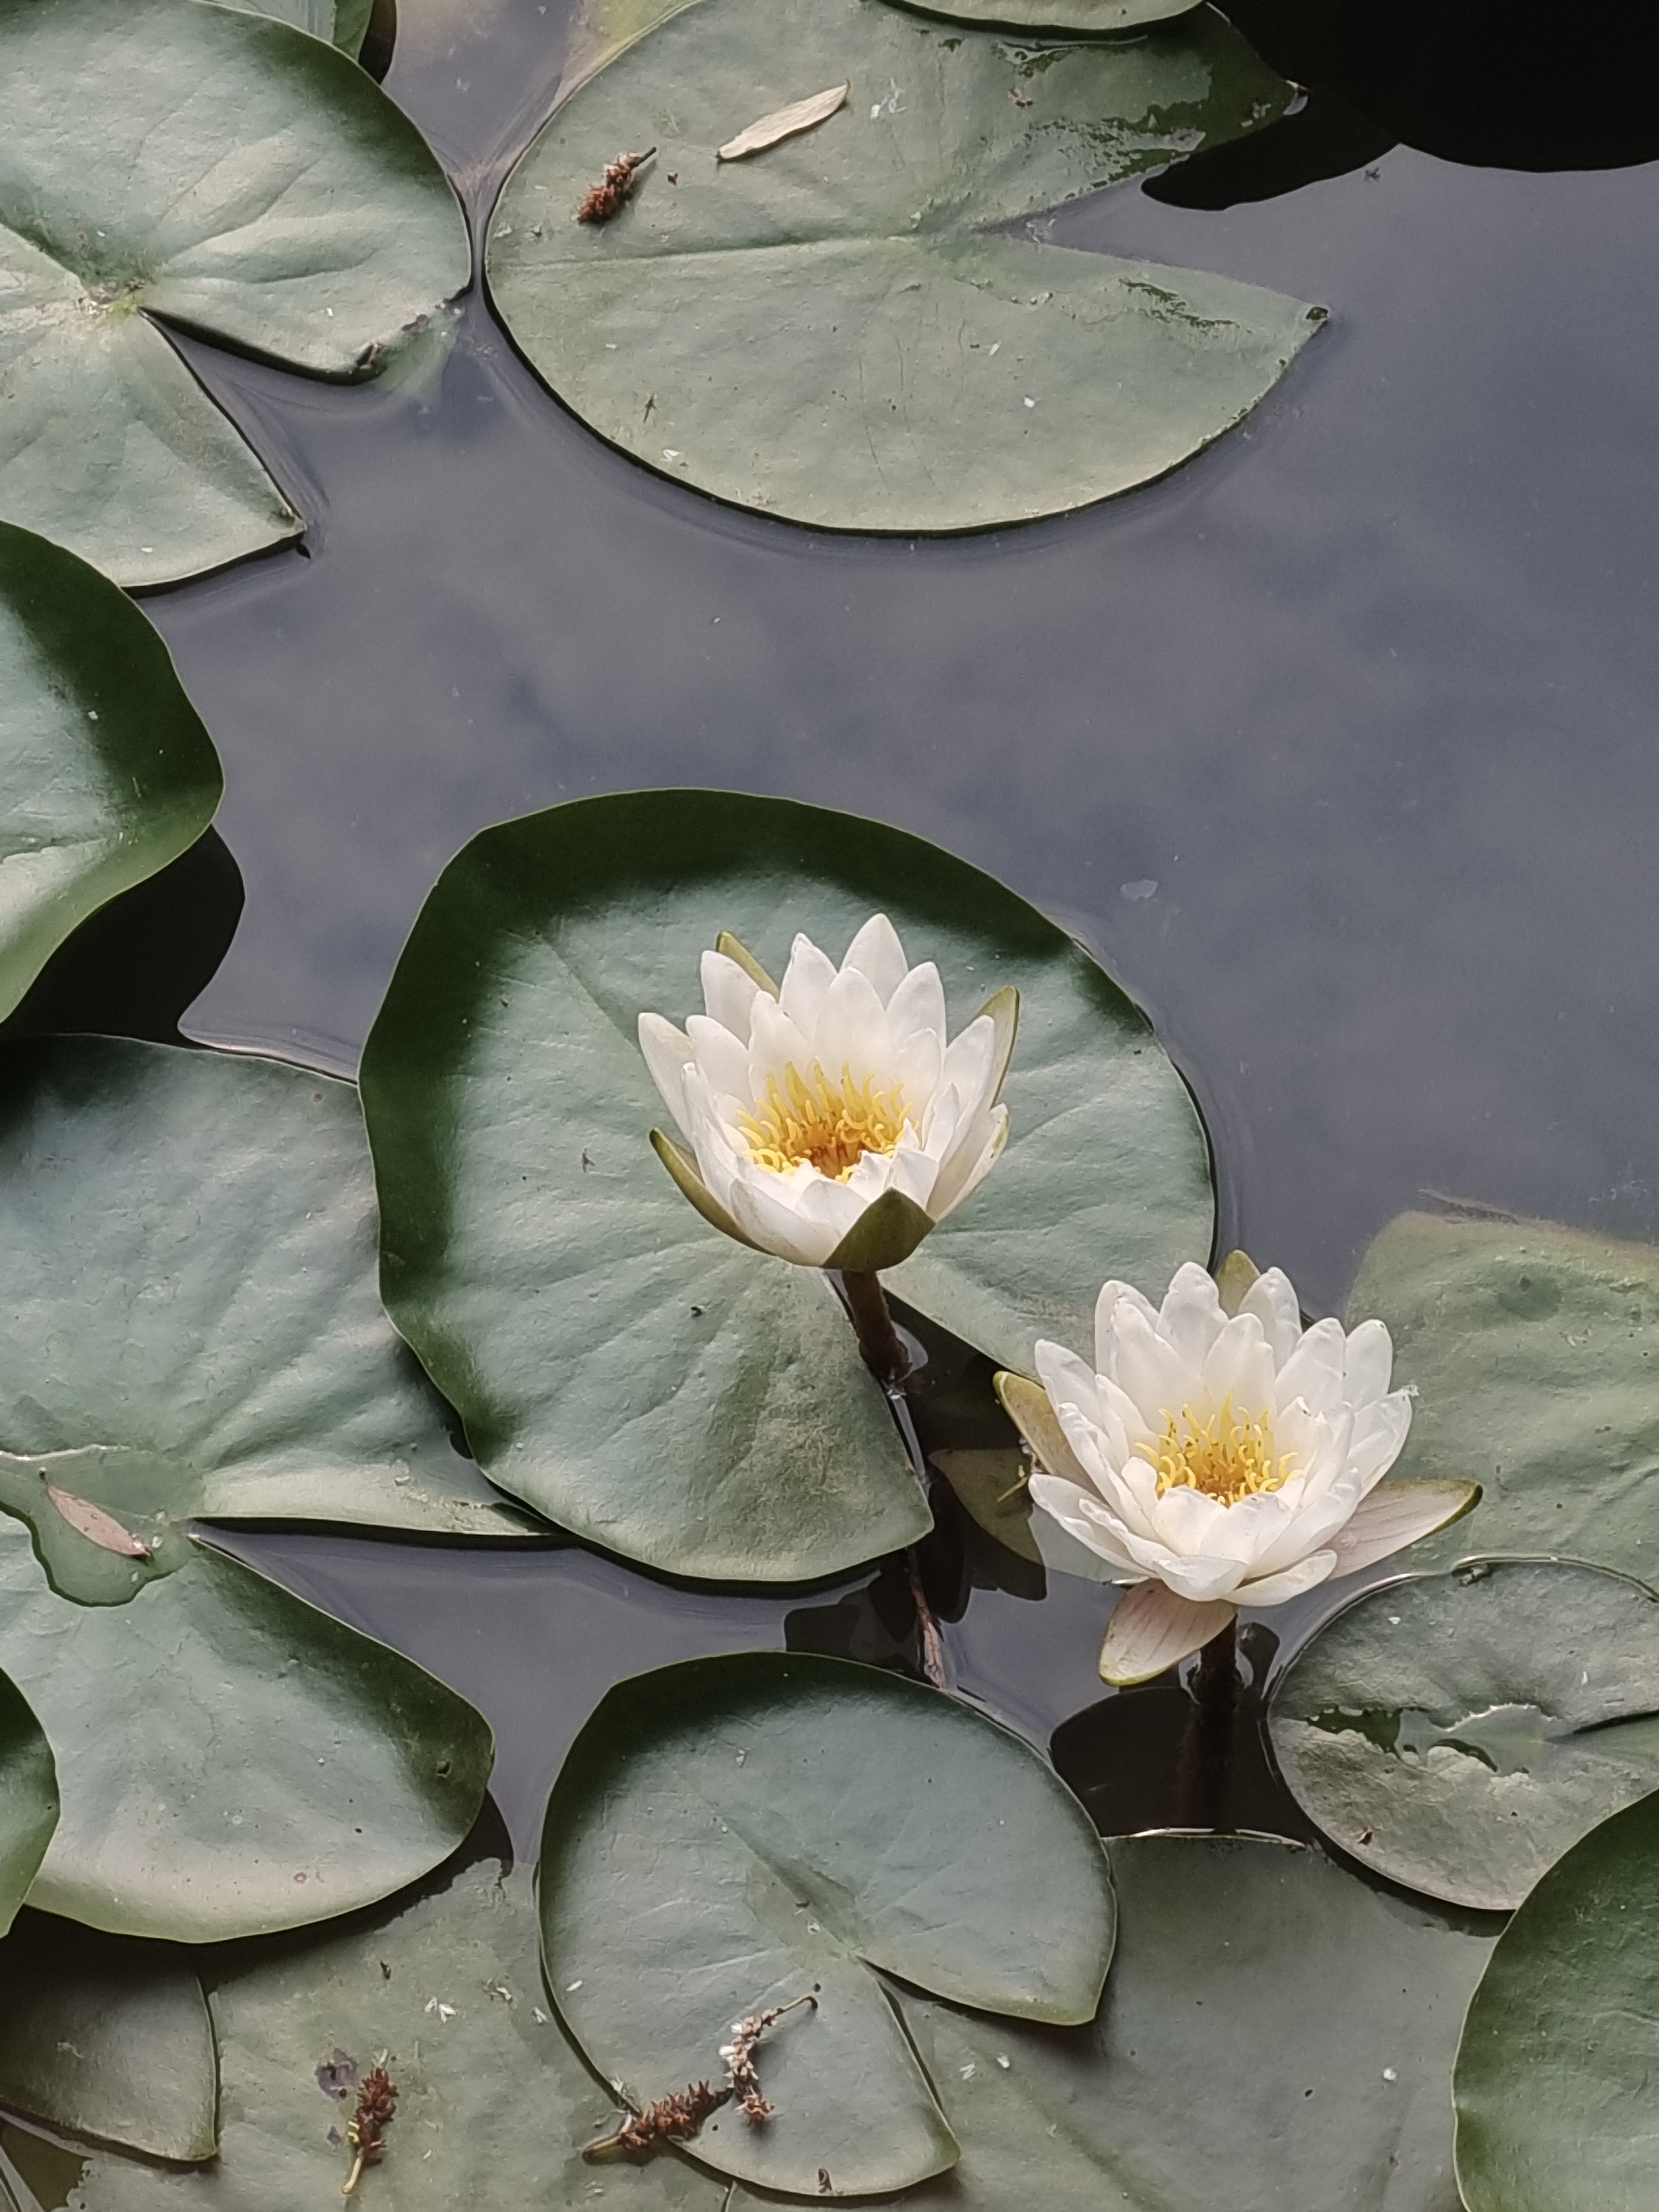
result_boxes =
[8,0,1659,2046]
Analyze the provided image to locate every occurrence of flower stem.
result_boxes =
[839,1269,912,1382]
[1176,1616,1238,1832]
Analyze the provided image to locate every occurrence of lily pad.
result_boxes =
[931,1443,1118,1582]
[62,1855,725,2211]
[0,0,468,587]
[360,790,1210,1581]
[0,523,222,1027]
[896,0,1202,32]
[218,0,375,56]
[0,1034,529,1538]
[0,1514,493,1942]
[0,1673,54,1938]
[1349,1211,1659,1585]
[539,1651,1115,2196]
[1269,1559,1659,1911]
[730,1835,1492,2211]
[1454,1789,1659,2211]
[0,1912,216,2162]
[487,0,1319,533]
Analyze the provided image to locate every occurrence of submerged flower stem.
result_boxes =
[1176,1616,1238,1833]
[839,1269,912,1383]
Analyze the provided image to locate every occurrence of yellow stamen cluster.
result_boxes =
[1152,1397,1296,1507]
[737,1062,908,1182]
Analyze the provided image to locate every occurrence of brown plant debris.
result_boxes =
[721,1992,818,2121]
[584,1988,820,2161]
[342,2063,397,2196]
[575,148,655,224]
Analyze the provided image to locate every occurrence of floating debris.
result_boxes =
[718,82,848,162]
[342,2063,397,2196]
[576,148,655,224]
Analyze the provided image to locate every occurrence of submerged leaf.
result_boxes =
[0,1673,56,1938]
[717,81,848,161]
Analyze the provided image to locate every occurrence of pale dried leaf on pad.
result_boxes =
[44,1487,149,1560]
[717,79,848,160]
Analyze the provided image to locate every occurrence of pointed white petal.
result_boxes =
[1099,1584,1236,1686]
[638,1012,694,1130]
[1113,1523,1248,1604]
[841,912,909,1004]
[1328,1480,1479,1579]
[1093,1280,1160,1379]
[996,1370,1094,1490]
[1241,1267,1303,1367]
[926,1105,1006,1221]
[1033,1342,1107,1433]
[1235,1549,1338,1606]
[724,1170,840,1266]
[1273,1317,1348,1416]
[1106,1303,1190,1430]
[885,960,947,1054]
[684,1012,750,1102]
[1346,1391,1414,1495]
[939,1013,998,1116]
[700,949,765,1038]
[745,992,816,1088]
[813,962,892,1084]
[1200,1311,1277,1416]
[1158,1263,1227,1374]
[1342,1316,1395,1407]
[1029,1473,1141,1572]
[777,935,838,1036]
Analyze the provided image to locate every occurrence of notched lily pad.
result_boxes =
[1270,1558,1659,1911]
[0,0,468,585]
[1349,1211,1659,1584]
[488,0,1320,532]
[539,1650,1115,2197]
[0,1450,191,1606]
[0,1912,216,2162]
[0,1669,56,1937]
[217,0,376,57]
[359,790,1210,1582]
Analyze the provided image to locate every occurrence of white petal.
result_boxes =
[700,949,765,1039]
[1240,1267,1303,1368]
[1113,1522,1248,1604]
[1235,1549,1338,1607]
[724,1170,840,1266]
[777,935,838,1036]
[745,993,816,1090]
[1093,1280,1160,1379]
[938,1014,998,1117]
[1157,1263,1227,1373]
[1029,1473,1141,1572]
[1239,1483,1362,1580]
[1099,1584,1236,1687]
[885,960,947,1055]
[1200,1312,1277,1416]
[638,1012,694,1130]
[1145,1481,1234,1560]
[1347,1392,1414,1495]
[1105,1303,1189,1429]
[1328,1480,1478,1579]
[684,1012,750,1102]
[1273,1317,1348,1416]
[1342,1317,1395,1407]
[1033,1342,1108,1434]
[841,913,909,1004]
[926,1107,1007,1221]
[813,963,892,1085]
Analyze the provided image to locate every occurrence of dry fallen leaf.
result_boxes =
[717,81,849,163]
[45,1483,150,1558]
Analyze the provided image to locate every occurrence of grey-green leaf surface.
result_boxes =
[1270,1559,1659,1912]
[1454,1789,1659,2211]
[895,0,1202,32]
[0,1912,216,2161]
[731,1835,1491,2212]
[0,1036,529,1538]
[0,0,468,587]
[540,1652,1115,2197]
[216,0,375,57]
[65,1858,725,2212]
[0,1673,55,1938]
[1349,1212,1659,1585]
[0,523,222,1024]
[359,790,1210,1580]
[487,0,1319,533]
[0,1517,493,1941]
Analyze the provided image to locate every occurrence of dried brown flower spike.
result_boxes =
[585,2079,732,2161]
[342,2063,398,2196]
[575,148,655,224]
[721,1992,818,2122]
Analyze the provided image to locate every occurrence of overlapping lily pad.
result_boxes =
[729,1835,1493,2211]
[64,1856,725,2209]
[897,0,1202,30]
[1269,1559,1659,1910]
[0,524,223,1025]
[487,0,1320,533]
[1349,1211,1659,1584]
[219,0,375,55]
[0,1913,216,2161]
[539,1651,1115,2196]
[1455,1789,1659,2211]
[360,790,1211,1580]
[0,1512,493,1941]
[0,1034,529,1537]
[0,0,468,586]
[0,1672,54,1938]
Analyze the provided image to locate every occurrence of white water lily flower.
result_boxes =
[998,1260,1478,1685]
[639,914,1016,1271]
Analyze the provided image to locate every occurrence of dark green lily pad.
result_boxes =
[0,525,222,1026]
[1455,1789,1659,2211]
[0,1515,493,1942]
[219,0,375,56]
[731,1834,1492,2211]
[0,1035,529,1538]
[0,1673,55,1938]
[64,1857,724,2211]
[1270,1559,1659,1911]
[897,0,1202,30]
[360,790,1210,1581]
[539,1650,1114,2197]
[1349,1211,1659,1584]
[0,1913,216,2162]
[487,0,1319,533]
[0,0,468,587]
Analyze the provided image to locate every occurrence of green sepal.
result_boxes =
[648,1128,758,1249]
[825,1188,937,1273]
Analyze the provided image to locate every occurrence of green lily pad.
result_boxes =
[218,0,375,56]
[0,1515,493,1942]
[1269,1559,1659,1911]
[359,790,1210,1581]
[0,1912,216,2162]
[897,0,1202,31]
[0,0,468,588]
[539,1650,1115,2197]
[0,1673,55,1938]
[1349,1211,1659,1585]
[487,0,1319,533]
[63,1856,725,2211]
[730,1835,1493,2211]
[0,524,222,1027]
[1454,1789,1659,2211]
[931,1444,1118,1582]
[0,1035,529,1538]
